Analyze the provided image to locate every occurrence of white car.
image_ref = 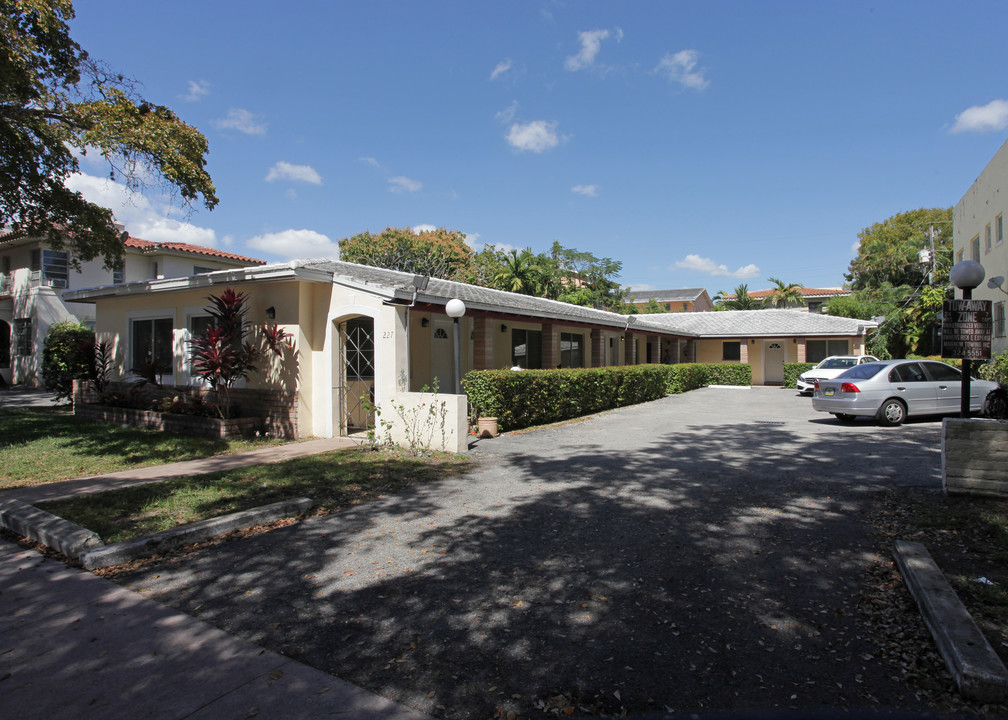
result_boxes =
[796,355,879,395]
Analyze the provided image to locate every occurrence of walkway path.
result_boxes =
[0,429,423,720]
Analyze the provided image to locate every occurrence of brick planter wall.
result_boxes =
[942,418,1008,497]
[73,381,299,439]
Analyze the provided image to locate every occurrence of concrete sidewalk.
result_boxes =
[0,436,360,505]
[0,433,428,719]
[0,539,428,720]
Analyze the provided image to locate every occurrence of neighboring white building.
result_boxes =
[0,233,265,387]
[954,137,1008,356]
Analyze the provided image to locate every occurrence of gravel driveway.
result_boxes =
[110,387,948,718]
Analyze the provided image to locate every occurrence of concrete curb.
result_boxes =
[0,499,103,560]
[80,497,315,570]
[893,539,1008,702]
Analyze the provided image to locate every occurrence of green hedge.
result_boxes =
[463,363,751,432]
[783,362,815,389]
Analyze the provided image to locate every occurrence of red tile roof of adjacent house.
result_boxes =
[721,287,849,300]
[125,237,265,265]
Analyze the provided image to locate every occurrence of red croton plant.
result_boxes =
[189,289,294,419]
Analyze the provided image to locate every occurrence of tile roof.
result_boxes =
[720,287,850,300]
[304,260,667,333]
[125,237,265,265]
[639,308,874,337]
[627,288,708,303]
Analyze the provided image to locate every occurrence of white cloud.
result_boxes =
[265,161,322,185]
[215,108,267,135]
[655,49,709,90]
[359,156,380,167]
[628,283,658,292]
[65,172,218,246]
[413,224,437,234]
[389,176,422,193]
[672,254,759,278]
[565,28,622,71]
[490,60,512,80]
[506,120,563,153]
[950,99,1008,134]
[572,184,598,197]
[247,229,339,260]
[182,80,210,102]
[496,100,519,124]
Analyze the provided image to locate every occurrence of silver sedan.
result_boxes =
[811,359,999,426]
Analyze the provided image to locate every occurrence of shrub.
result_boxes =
[463,363,750,432]
[189,289,294,418]
[42,321,96,402]
[783,363,815,389]
[978,351,1008,384]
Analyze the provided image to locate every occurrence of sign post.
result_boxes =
[942,298,992,417]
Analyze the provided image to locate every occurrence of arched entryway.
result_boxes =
[333,316,375,435]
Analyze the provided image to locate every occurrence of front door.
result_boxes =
[763,341,785,384]
[431,317,454,392]
[334,316,375,434]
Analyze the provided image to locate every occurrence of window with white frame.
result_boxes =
[30,249,69,288]
[13,318,31,356]
[986,224,992,253]
[996,302,1006,339]
[971,235,981,261]
[112,262,125,284]
[998,214,1005,246]
[130,316,175,377]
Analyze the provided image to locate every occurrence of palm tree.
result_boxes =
[725,283,759,310]
[493,249,542,296]
[763,277,804,309]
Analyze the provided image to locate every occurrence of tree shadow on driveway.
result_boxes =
[109,404,951,719]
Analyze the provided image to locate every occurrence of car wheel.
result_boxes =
[832,413,856,423]
[984,388,1008,419]
[876,399,906,427]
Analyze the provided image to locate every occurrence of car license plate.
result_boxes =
[824,388,835,397]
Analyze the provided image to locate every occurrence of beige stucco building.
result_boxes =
[0,233,263,386]
[64,260,873,449]
[954,137,1008,356]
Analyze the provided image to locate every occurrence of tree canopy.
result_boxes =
[0,0,218,269]
[338,226,475,282]
[846,208,952,291]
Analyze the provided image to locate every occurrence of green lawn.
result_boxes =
[40,449,472,543]
[0,406,286,488]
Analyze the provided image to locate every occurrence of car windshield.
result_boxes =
[821,357,856,369]
[836,362,886,380]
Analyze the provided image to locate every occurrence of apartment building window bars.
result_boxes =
[14,318,32,356]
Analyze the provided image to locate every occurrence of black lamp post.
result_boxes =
[949,260,986,418]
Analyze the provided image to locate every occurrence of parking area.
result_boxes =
[106,386,946,718]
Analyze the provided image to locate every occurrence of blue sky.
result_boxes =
[68,1,1008,295]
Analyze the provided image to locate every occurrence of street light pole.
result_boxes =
[445,298,466,394]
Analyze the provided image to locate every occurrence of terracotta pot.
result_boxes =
[477,416,499,439]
